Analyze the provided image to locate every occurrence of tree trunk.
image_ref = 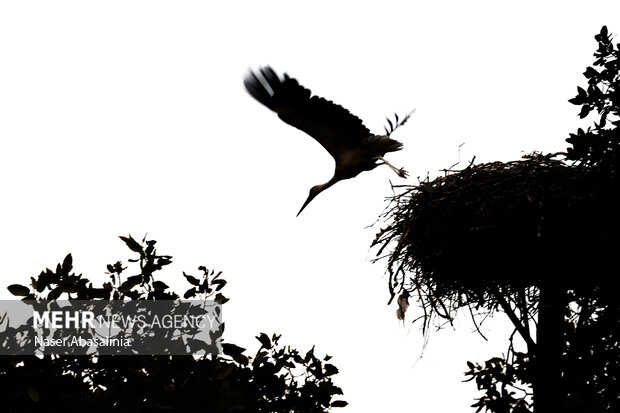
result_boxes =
[534,279,565,412]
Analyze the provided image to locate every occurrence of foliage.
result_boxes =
[464,352,532,413]
[383,110,415,137]
[562,286,620,412]
[1,235,346,412]
[566,26,620,175]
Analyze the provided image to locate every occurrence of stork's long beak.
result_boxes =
[296,179,337,216]
[296,191,319,217]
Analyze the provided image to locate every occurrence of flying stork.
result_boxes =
[243,66,409,216]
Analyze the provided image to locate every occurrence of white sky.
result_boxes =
[0,1,617,411]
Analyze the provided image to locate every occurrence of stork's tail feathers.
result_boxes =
[364,134,404,156]
[383,137,404,153]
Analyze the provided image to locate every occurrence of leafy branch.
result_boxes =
[384,109,415,137]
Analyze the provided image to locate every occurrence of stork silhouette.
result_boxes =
[244,66,409,216]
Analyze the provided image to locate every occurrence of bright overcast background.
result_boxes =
[1,1,618,412]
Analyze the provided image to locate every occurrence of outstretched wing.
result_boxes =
[243,66,372,160]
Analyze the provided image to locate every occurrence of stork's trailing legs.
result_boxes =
[375,155,408,178]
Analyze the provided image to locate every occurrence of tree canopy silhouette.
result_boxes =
[373,26,620,413]
[1,235,347,412]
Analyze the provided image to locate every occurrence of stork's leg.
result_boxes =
[375,155,408,178]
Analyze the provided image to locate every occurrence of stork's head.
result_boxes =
[297,184,327,216]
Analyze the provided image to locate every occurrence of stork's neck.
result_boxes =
[297,173,342,216]
[319,174,341,192]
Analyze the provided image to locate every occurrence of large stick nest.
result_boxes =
[373,153,620,310]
